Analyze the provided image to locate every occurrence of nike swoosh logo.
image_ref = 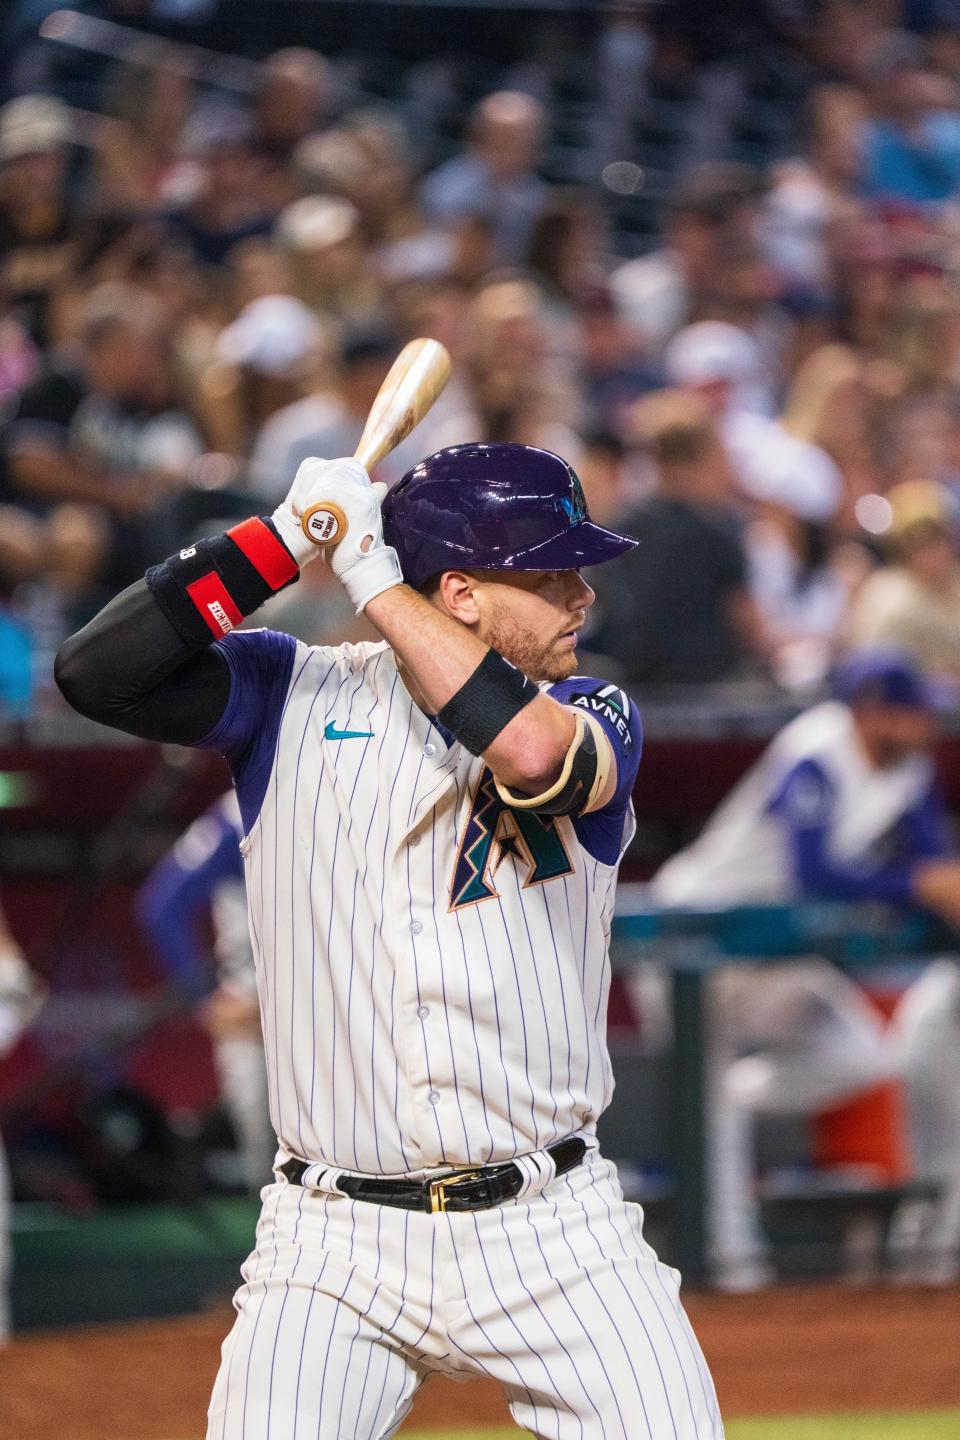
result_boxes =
[324,722,374,741]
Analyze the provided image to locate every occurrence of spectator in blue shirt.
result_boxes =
[862,39,960,204]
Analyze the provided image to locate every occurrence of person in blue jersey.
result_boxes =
[137,791,273,1195]
[647,651,960,1289]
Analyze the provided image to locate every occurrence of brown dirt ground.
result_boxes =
[2,1284,958,1439]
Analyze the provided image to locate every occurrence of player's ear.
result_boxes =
[435,570,481,626]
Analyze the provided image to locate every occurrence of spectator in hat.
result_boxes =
[646,650,960,1287]
[702,230,804,394]
[164,107,274,268]
[420,90,549,266]
[664,317,770,418]
[216,295,324,381]
[847,479,960,687]
[0,95,80,345]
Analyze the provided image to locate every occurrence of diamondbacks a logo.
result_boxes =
[449,768,574,911]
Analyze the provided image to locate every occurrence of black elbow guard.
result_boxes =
[495,713,613,817]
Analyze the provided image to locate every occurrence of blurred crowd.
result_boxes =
[5,3,960,713]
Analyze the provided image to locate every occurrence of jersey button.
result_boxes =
[410,919,423,935]
[423,742,436,757]
[409,834,420,847]
[428,1090,441,1105]
[417,1005,429,1019]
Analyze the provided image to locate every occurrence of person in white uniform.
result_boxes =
[648,651,960,1288]
[55,442,722,1438]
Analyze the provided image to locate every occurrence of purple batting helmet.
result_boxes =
[381,442,637,588]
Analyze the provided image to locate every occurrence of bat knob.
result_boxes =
[301,501,348,547]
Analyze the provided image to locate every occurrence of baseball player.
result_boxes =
[647,651,960,1288]
[56,442,721,1438]
[137,791,274,1194]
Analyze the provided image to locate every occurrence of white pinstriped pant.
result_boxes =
[206,1151,723,1438]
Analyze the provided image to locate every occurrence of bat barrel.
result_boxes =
[300,338,451,547]
[353,339,452,472]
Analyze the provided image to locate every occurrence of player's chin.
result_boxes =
[541,645,580,682]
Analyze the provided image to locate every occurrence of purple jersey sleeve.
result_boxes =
[768,758,918,905]
[547,676,643,864]
[198,629,298,834]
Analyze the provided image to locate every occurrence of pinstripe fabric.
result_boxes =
[239,640,622,1175]
[207,637,721,1437]
[207,1158,722,1438]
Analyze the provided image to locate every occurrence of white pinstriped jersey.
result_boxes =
[200,629,642,1176]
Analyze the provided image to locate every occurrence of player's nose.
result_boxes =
[568,569,595,610]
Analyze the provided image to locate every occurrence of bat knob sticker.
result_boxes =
[301,502,348,547]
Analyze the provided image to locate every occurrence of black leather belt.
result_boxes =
[279,1137,586,1214]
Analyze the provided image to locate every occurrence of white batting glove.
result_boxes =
[271,456,369,567]
[271,456,403,612]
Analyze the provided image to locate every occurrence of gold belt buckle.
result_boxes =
[428,1169,481,1214]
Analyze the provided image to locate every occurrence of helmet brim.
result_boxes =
[497,520,638,571]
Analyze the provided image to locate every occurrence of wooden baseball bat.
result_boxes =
[300,337,452,547]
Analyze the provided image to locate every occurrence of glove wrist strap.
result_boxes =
[341,546,404,614]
